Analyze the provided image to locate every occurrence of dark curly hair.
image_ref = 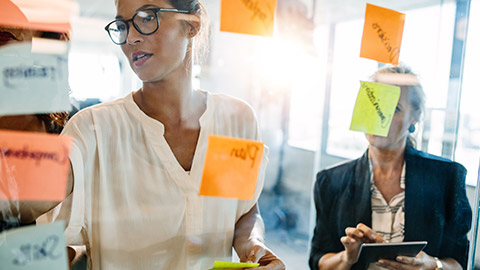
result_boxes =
[35,112,70,134]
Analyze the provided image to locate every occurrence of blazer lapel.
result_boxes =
[404,146,424,241]
[352,151,372,227]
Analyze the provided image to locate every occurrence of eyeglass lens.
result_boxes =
[107,9,159,44]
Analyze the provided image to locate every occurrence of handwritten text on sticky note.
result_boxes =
[220,0,277,37]
[0,42,71,116]
[199,135,264,200]
[209,261,260,269]
[360,3,405,65]
[349,81,400,137]
[0,130,72,201]
[0,222,69,270]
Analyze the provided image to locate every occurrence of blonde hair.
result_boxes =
[372,64,426,147]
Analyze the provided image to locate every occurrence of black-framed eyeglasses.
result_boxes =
[104,8,190,45]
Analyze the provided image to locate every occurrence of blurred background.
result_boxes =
[66,0,479,268]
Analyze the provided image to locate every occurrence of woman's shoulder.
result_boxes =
[406,146,466,172]
[63,95,132,136]
[68,95,130,123]
[206,91,257,124]
[316,155,366,188]
[207,91,255,114]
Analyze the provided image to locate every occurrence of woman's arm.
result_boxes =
[233,203,285,269]
[0,162,74,223]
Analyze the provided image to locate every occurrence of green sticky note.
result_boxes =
[0,222,69,270]
[209,261,260,269]
[350,81,401,137]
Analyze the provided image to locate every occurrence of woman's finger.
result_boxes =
[377,259,411,270]
[396,256,420,265]
[356,223,377,242]
[345,227,364,238]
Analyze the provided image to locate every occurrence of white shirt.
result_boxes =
[370,160,405,243]
[51,91,268,270]
[368,159,405,269]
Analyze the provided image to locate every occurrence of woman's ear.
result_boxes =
[185,14,201,38]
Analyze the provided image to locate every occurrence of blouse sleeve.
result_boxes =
[234,101,268,221]
[48,109,97,246]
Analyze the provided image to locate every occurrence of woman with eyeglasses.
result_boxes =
[50,0,285,269]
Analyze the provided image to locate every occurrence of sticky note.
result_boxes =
[32,37,69,54]
[0,130,72,201]
[360,3,405,65]
[209,261,260,270]
[349,81,401,137]
[199,135,264,200]
[220,0,277,37]
[0,222,68,270]
[0,0,74,33]
[0,42,71,116]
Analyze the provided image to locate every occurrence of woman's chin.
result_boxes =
[136,72,164,84]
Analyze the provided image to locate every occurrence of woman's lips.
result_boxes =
[132,51,153,67]
[0,31,17,42]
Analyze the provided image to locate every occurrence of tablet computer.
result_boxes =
[356,241,427,265]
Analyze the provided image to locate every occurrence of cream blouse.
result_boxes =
[50,91,268,270]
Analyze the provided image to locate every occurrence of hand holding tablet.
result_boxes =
[356,241,428,265]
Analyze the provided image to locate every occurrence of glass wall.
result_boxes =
[1,0,479,269]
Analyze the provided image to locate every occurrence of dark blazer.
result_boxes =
[0,220,35,233]
[309,145,472,270]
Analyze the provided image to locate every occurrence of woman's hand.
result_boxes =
[316,223,384,270]
[233,204,285,269]
[243,239,285,270]
[340,223,384,265]
[375,251,438,269]
[67,246,75,270]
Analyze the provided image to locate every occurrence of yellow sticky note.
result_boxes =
[199,135,264,200]
[209,261,260,269]
[220,0,277,37]
[349,81,400,137]
[360,3,405,65]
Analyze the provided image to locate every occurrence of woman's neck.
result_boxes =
[368,143,406,173]
[133,65,204,127]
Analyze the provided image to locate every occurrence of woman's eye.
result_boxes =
[141,15,155,23]
[395,107,401,113]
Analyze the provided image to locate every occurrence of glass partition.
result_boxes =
[1,0,479,269]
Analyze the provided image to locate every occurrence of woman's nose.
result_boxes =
[126,23,143,45]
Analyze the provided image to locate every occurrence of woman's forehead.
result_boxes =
[398,89,413,108]
[116,0,171,16]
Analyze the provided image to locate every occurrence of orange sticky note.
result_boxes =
[0,0,73,33]
[0,130,72,201]
[199,135,264,200]
[220,0,277,37]
[360,3,405,65]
